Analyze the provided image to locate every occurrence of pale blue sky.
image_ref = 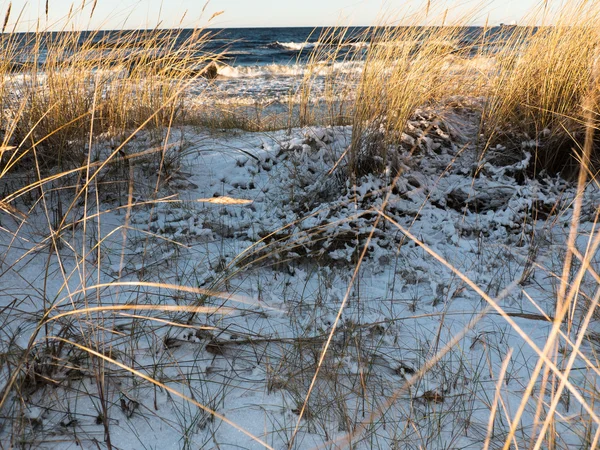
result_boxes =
[1,0,550,31]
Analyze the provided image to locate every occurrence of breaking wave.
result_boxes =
[266,41,320,51]
[266,41,371,51]
[216,61,364,78]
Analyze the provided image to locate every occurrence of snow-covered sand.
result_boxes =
[1,98,599,449]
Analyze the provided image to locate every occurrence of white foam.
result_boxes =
[271,41,371,51]
[216,61,364,79]
[276,41,320,51]
[217,64,305,78]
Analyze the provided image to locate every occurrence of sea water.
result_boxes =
[2,26,521,107]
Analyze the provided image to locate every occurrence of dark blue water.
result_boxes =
[0,26,528,108]
[202,27,368,66]
[2,26,522,68]
[201,26,518,66]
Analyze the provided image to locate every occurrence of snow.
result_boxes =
[1,105,600,449]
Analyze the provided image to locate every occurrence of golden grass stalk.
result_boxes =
[482,0,600,174]
[298,5,481,178]
[0,11,218,173]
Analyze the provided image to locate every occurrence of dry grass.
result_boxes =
[482,1,600,175]
[0,14,218,174]
[294,7,488,180]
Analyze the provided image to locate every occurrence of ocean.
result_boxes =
[4,26,519,106]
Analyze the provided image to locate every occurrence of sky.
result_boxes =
[0,0,552,31]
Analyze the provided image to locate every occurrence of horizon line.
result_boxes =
[2,23,536,34]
